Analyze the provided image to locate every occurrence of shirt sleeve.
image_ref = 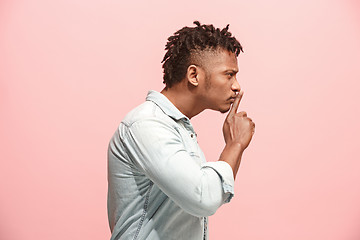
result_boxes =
[121,117,235,217]
[200,161,234,203]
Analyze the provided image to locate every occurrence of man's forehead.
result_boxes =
[204,49,238,70]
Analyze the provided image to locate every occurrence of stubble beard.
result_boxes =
[204,72,231,114]
[204,70,212,91]
[219,105,231,114]
[204,72,230,114]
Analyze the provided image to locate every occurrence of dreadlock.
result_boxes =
[161,20,243,88]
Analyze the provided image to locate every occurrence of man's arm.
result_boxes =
[219,91,255,180]
[121,118,234,217]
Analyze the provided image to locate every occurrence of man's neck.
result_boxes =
[160,85,204,119]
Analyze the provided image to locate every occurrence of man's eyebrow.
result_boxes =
[224,69,239,73]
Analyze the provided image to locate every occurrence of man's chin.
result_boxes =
[219,106,231,114]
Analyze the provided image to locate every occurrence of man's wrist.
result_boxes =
[219,142,244,179]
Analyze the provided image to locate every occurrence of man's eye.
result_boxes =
[227,73,234,77]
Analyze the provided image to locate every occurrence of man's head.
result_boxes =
[161,21,244,114]
[161,21,243,89]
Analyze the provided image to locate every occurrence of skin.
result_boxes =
[161,47,255,180]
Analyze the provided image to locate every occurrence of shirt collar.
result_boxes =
[146,90,189,121]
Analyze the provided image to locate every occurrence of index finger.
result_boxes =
[228,90,243,117]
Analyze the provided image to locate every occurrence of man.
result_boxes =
[107,21,255,240]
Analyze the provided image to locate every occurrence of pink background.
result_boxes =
[1,0,360,239]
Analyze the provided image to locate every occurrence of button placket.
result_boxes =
[180,120,199,155]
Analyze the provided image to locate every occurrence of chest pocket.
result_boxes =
[176,124,201,162]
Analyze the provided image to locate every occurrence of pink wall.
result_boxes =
[1,0,360,239]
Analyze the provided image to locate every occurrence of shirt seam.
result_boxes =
[146,92,187,121]
[123,115,175,130]
[133,181,154,240]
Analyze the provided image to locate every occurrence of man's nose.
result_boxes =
[231,79,241,92]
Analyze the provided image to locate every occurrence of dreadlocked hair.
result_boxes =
[161,20,243,88]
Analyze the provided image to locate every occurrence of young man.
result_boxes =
[107,21,255,240]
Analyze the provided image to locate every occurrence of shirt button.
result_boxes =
[190,134,194,138]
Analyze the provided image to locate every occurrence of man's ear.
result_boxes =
[186,65,200,87]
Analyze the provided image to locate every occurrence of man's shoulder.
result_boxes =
[121,100,170,128]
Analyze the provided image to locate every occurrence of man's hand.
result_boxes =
[222,91,255,152]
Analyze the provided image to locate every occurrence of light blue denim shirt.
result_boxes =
[107,90,235,240]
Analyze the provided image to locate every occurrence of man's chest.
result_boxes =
[175,121,206,165]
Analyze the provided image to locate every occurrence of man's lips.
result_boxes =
[230,95,237,100]
[229,97,236,103]
[229,93,239,102]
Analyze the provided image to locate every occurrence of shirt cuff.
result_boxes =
[200,161,235,203]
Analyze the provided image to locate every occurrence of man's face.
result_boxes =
[197,49,240,113]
